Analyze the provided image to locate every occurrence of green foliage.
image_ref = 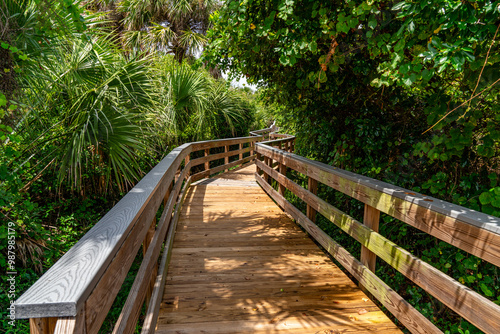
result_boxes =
[0,1,262,332]
[206,0,500,332]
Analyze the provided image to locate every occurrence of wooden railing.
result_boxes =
[249,122,278,141]
[254,140,500,334]
[17,125,500,334]
[14,133,270,334]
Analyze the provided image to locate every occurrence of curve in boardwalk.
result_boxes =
[156,163,402,333]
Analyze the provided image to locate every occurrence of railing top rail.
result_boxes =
[260,135,295,146]
[191,135,261,150]
[255,143,500,242]
[14,143,191,319]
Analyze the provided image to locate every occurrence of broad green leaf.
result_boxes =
[479,192,492,205]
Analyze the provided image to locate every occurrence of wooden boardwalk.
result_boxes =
[156,163,403,333]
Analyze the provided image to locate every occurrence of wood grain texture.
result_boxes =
[256,160,500,334]
[256,174,441,334]
[16,144,191,319]
[156,164,402,334]
[255,144,500,267]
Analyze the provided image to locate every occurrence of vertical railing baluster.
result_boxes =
[307,177,318,223]
[204,149,209,172]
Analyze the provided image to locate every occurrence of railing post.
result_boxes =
[30,318,57,334]
[224,145,229,172]
[143,218,157,306]
[360,204,380,295]
[239,143,243,161]
[185,154,190,178]
[360,204,380,272]
[278,162,286,195]
[204,149,209,172]
[256,152,262,175]
[30,312,85,334]
[263,156,269,182]
[163,180,173,207]
[307,177,318,223]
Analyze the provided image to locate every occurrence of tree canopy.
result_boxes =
[205,1,500,331]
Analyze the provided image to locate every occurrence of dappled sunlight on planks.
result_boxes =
[155,163,402,333]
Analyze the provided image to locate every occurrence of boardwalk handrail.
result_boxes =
[14,133,273,334]
[255,140,500,334]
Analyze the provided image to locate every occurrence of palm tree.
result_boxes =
[85,0,219,62]
[149,56,252,143]
[18,32,154,194]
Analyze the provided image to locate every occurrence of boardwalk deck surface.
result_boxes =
[156,163,403,333]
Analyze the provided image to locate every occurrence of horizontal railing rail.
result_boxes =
[254,140,500,334]
[14,131,276,334]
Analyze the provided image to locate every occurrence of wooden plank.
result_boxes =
[15,144,191,319]
[257,160,500,334]
[255,174,441,334]
[141,178,193,334]
[155,320,400,334]
[255,144,500,267]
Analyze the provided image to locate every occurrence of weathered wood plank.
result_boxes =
[255,144,500,267]
[255,174,441,334]
[16,144,191,319]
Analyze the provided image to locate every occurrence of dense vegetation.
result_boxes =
[2,0,499,333]
[0,1,266,332]
[205,0,500,333]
